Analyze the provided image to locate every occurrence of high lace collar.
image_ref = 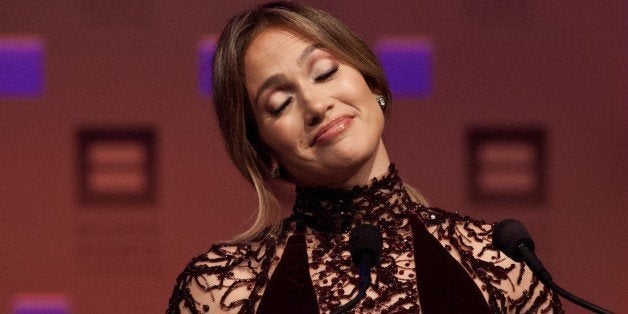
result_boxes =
[291,164,410,232]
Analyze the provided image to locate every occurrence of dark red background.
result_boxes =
[1,1,625,313]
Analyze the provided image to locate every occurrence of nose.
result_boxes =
[301,89,333,127]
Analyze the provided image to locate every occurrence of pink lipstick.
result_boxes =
[312,116,353,146]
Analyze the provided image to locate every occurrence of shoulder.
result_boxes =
[415,206,493,250]
[416,206,496,269]
[166,235,282,314]
[415,206,563,313]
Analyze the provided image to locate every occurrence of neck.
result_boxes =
[292,163,411,232]
[334,139,391,189]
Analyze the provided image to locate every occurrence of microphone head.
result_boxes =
[492,219,535,262]
[349,224,383,267]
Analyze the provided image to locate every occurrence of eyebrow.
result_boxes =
[253,44,321,107]
[297,44,320,66]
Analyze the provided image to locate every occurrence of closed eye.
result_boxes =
[314,65,339,82]
[269,95,292,117]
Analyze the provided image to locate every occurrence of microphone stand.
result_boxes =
[494,220,614,314]
[548,280,612,314]
[330,257,371,314]
[517,244,613,314]
[331,224,382,314]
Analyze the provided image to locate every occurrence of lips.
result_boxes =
[311,115,354,146]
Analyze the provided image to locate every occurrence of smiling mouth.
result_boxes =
[311,115,353,146]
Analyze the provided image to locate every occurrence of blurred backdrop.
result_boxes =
[0,1,625,313]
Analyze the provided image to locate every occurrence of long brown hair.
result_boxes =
[212,1,395,240]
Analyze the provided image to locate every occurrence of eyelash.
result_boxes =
[268,65,339,118]
[270,95,292,117]
[315,65,339,82]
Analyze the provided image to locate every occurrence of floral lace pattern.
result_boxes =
[167,165,562,313]
[293,166,419,312]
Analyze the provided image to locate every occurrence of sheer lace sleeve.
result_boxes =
[166,237,280,314]
[486,228,562,313]
[423,207,563,313]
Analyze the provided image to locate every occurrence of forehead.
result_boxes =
[245,27,313,69]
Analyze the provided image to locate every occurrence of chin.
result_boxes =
[336,136,379,160]
[324,144,378,174]
[292,137,383,187]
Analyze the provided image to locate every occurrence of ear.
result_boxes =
[269,157,279,170]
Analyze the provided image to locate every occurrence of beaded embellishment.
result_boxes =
[167,165,562,313]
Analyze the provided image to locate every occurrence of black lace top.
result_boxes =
[167,165,563,313]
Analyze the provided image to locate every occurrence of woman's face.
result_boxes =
[244,27,388,188]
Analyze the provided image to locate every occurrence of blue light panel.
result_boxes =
[376,38,433,99]
[0,37,44,98]
[197,38,216,97]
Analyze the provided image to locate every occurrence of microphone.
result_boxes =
[493,219,613,314]
[331,224,383,314]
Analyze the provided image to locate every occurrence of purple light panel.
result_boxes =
[197,37,216,97]
[376,38,433,98]
[0,37,44,98]
[12,294,69,314]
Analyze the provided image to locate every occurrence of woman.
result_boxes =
[168,2,562,313]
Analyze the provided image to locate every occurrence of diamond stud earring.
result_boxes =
[376,95,386,109]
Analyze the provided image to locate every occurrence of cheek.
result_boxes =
[337,72,376,106]
[258,121,300,155]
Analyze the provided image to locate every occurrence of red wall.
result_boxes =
[1,1,625,313]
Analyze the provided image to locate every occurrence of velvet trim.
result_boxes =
[408,211,491,313]
[257,214,492,313]
[257,224,318,314]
